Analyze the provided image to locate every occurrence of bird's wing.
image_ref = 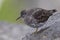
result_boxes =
[32,9,49,23]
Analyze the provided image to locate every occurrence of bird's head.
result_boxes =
[20,10,27,18]
[16,10,27,21]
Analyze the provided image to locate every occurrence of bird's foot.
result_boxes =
[32,31,38,34]
[32,28,38,34]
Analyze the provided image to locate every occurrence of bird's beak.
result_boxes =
[16,17,21,21]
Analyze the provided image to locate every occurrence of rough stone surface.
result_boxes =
[22,21,60,40]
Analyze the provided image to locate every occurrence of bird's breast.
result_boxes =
[24,16,45,28]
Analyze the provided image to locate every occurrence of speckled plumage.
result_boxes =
[16,8,57,33]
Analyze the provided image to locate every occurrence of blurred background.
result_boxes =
[0,0,25,23]
[0,0,60,23]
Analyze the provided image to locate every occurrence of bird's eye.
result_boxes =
[21,13,26,18]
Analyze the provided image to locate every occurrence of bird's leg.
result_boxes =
[32,28,38,34]
[36,28,38,33]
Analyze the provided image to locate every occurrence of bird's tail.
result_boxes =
[49,9,57,13]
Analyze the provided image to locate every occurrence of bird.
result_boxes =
[16,8,57,34]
